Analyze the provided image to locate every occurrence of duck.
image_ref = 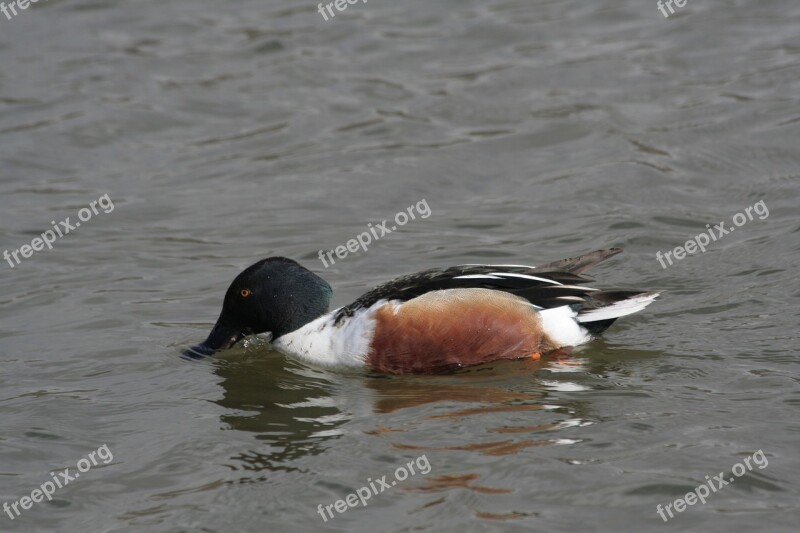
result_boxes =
[183,248,659,374]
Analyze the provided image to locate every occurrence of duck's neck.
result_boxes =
[271,276,333,338]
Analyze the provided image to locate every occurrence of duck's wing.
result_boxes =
[333,248,627,324]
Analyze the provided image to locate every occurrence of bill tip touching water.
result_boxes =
[183,248,660,373]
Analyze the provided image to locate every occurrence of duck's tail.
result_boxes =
[575,290,661,335]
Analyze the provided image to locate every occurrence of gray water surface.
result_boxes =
[1,1,799,531]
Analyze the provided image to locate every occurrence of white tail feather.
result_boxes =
[576,292,660,323]
[539,306,592,347]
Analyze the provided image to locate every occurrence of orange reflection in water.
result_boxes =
[364,357,587,459]
[408,473,512,494]
[393,438,554,456]
[369,379,545,414]
[427,403,545,420]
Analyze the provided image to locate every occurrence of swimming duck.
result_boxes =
[184,248,659,373]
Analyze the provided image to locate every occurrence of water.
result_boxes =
[1,0,799,531]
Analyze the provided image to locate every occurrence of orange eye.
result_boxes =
[240,289,251,298]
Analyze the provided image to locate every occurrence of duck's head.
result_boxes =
[184,257,332,358]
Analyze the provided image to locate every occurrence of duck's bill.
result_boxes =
[182,322,251,360]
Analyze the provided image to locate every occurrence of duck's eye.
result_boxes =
[240,289,251,298]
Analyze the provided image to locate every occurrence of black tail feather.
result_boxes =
[580,318,618,336]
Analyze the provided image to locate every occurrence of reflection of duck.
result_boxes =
[365,363,549,414]
[186,248,659,374]
[209,354,557,472]
[210,343,640,479]
[212,355,346,471]
[363,365,591,455]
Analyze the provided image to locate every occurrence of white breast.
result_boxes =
[271,305,381,369]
